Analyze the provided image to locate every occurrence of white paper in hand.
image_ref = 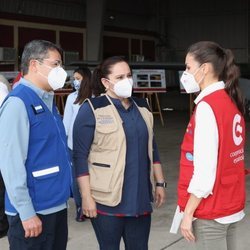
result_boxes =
[170,206,184,234]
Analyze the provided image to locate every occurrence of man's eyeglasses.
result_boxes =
[36,58,63,68]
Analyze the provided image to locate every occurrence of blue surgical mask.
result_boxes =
[73,79,81,90]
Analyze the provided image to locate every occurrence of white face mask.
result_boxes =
[73,79,81,91]
[180,67,202,94]
[37,61,67,90]
[47,66,67,90]
[110,78,133,98]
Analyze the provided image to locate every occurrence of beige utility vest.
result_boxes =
[86,94,155,206]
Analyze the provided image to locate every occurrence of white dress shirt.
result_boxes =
[170,81,244,233]
[0,81,9,106]
[63,91,80,150]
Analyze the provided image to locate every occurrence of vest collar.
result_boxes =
[105,94,133,111]
[194,81,225,104]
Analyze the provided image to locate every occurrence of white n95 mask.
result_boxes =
[47,66,67,90]
[180,71,200,94]
[113,78,133,98]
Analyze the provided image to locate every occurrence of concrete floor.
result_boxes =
[1,110,250,250]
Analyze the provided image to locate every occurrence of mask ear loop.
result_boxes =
[102,78,112,92]
[193,64,202,76]
[35,60,53,70]
[35,60,52,80]
[195,64,205,85]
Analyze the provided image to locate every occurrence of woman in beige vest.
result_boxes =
[73,56,166,250]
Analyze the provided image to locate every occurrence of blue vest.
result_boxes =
[5,84,71,213]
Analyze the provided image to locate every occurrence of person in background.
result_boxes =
[73,56,166,250]
[63,67,92,222]
[171,41,246,250]
[0,74,10,238]
[12,71,22,89]
[0,74,11,104]
[0,40,71,250]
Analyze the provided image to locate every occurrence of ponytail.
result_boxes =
[188,41,245,114]
[91,67,105,97]
[223,49,245,115]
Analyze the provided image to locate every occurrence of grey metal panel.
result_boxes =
[0,0,86,22]
[165,1,248,63]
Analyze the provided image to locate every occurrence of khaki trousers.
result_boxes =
[192,219,242,250]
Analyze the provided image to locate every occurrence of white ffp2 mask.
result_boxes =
[180,71,201,94]
[112,78,133,98]
[47,66,67,90]
[37,61,67,90]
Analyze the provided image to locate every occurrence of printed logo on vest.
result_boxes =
[232,114,243,146]
[97,115,114,125]
[32,104,45,114]
[185,152,193,161]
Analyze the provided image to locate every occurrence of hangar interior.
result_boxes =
[1,0,250,112]
[0,1,250,249]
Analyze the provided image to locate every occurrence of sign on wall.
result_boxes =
[132,69,166,93]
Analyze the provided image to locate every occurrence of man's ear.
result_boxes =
[29,59,39,73]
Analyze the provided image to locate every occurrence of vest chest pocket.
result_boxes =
[89,162,113,192]
[94,117,119,151]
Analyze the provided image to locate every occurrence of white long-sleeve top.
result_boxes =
[0,81,9,106]
[63,91,80,150]
[170,81,244,233]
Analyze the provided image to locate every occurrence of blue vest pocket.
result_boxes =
[32,166,59,179]
[31,166,67,208]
